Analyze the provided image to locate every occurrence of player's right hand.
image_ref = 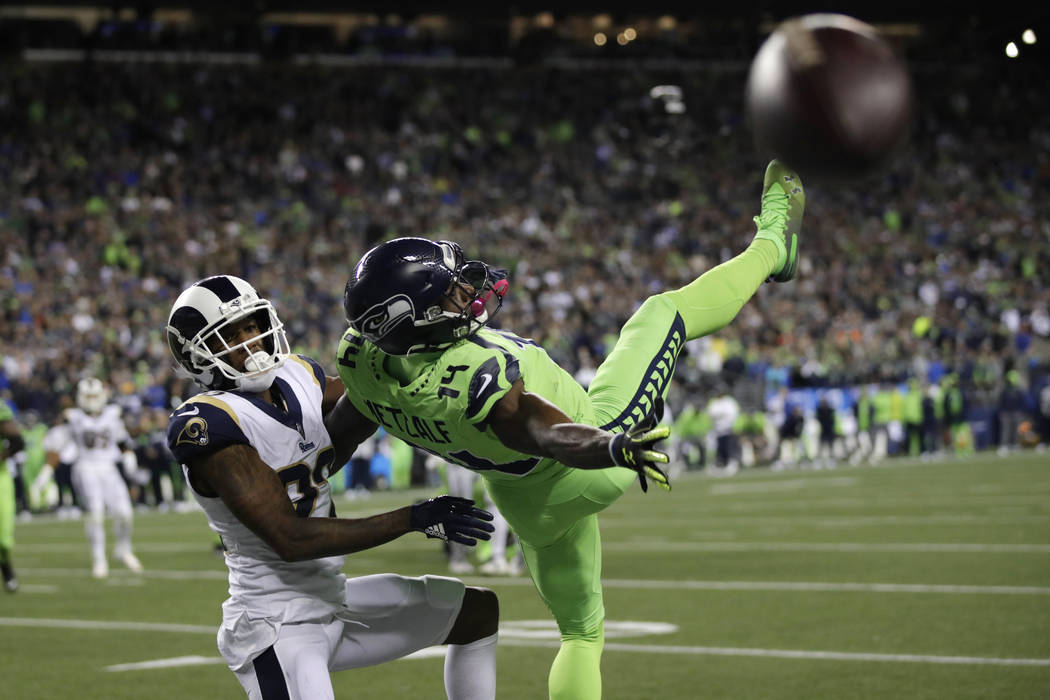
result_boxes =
[609,423,672,493]
[410,495,495,546]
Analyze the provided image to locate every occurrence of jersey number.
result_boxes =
[277,446,336,517]
[81,430,111,449]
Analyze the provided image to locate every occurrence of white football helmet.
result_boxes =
[76,378,109,414]
[166,275,289,393]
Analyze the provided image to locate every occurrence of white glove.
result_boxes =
[122,450,150,486]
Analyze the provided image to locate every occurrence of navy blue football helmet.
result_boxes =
[344,237,508,355]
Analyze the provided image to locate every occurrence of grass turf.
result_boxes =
[3,451,1048,699]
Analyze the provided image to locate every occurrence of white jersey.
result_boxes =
[62,405,130,467]
[707,395,741,436]
[167,355,344,626]
[43,423,79,464]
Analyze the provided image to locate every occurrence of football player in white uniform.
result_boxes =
[166,275,499,700]
[46,378,143,578]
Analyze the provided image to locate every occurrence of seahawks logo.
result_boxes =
[356,295,415,338]
[176,417,210,447]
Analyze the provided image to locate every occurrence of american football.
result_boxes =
[746,13,914,182]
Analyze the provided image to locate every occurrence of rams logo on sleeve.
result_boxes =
[176,417,210,447]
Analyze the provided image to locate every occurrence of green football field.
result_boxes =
[3,452,1049,699]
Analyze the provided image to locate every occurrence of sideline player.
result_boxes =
[1,400,26,591]
[45,378,143,578]
[332,161,804,699]
[166,274,499,700]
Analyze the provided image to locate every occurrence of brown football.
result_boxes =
[746,14,914,182]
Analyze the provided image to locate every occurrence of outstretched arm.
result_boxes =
[488,380,670,491]
[188,444,492,561]
[487,381,611,468]
[191,444,412,561]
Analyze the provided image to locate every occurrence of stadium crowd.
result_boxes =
[2,44,1049,498]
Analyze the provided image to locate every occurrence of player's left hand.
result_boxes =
[609,423,672,493]
[410,496,495,546]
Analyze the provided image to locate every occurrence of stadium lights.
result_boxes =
[1021,28,1036,45]
[657,15,676,31]
[1005,41,1019,58]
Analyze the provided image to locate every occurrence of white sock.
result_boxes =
[112,516,133,558]
[85,513,106,565]
[444,632,497,700]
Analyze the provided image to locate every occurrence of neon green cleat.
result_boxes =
[752,160,805,283]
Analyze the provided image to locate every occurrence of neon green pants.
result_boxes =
[0,465,15,551]
[487,241,777,699]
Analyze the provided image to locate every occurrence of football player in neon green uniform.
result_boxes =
[1,400,26,593]
[331,161,804,699]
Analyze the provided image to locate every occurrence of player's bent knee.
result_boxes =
[444,586,499,644]
[421,574,466,609]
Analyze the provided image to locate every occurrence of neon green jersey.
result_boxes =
[336,326,591,482]
[0,401,15,471]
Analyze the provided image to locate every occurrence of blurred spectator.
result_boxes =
[0,34,1046,467]
[997,371,1028,454]
[707,385,740,474]
[815,397,837,468]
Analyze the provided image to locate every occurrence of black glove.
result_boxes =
[410,496,495,546]
[609,423,672,493]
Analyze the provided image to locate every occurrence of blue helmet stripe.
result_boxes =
[196,275,241,302]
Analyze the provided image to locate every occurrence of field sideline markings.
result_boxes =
[15,570,1050,595]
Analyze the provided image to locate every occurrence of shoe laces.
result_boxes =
[756,184,788,234]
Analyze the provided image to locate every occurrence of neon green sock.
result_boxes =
[548,624,604,700]
[662,239,778,340]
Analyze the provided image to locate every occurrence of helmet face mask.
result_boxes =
[76,378,108,414]
[167,276,289,392]
[344,238,508,355]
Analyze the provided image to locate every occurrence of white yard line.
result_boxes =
[22,567,228,580]
[18,568,1050,594]
[601,515,1050,527]
[5,617,1043,669]
[605,541,1050,553]
[0,617,215,634]
[18,543,218,553]
[509,640,1050,667]
[596,580,1050,595]
[103,643,1050,671]
[105,656,227,671]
